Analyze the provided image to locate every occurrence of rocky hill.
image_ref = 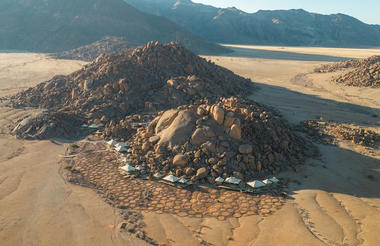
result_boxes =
[52,36,139,61]
[0,0,228,55]
[9,41,313,182]
[124,0,380,47]
[9,42,253,138]
[121,96,312,182]
[315,56,380,87]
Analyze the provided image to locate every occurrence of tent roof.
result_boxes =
[119,164,135,172]
[263,179,273,185]
[178,178,189,184]
[163,175,179,183]
[215,177,224,183]
[247,180,265,188]
[115,146,127,152]
[269,177,279,183]
[225,177,241,185]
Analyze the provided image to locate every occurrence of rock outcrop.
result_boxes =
[315,55,380,87]
[120,97,314,183]
[53,36,139,61]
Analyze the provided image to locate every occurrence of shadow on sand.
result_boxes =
[250,82,380,127]
[245,82,380,199]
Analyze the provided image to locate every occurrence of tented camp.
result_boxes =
[225,177,241,185]
[247,180,266,188]
[163,175,179,183]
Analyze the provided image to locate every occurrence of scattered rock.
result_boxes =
[195,167,208,179]
[315,55,380,87]
[230,124,242,140]
[212,105,224,125]
[239,144,253,154]
[297,120,380,147]
[173,154,188,167]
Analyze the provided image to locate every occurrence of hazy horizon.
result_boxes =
[192,0,380,25]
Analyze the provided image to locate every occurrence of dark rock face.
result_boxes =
[0,0,228,55]
[124,0,380,47]
[11,111,85,140]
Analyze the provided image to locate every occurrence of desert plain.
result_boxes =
[0,46,380,246]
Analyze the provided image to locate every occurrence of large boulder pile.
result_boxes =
[52,36,139,61]
[121,97,312,183]
[11,111,84,140]
[297,120,380,147]
[314,55,380,87]
[333,62,380,87]
[11,41,253,122]
[314,56,380,73]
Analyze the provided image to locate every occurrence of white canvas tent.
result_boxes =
[262,179,273,185]
[247,180,266,188]
[107,139,117,146]
[225,177,241,185]
[89,124,99,129]
[119,164,135,172]
[115,146,127,152]
[269,177,279,183]
[115,142,128,148]
[178,178,189,184]
[154,173,164,179]
[163,175,179,183]
[215,177,224,183]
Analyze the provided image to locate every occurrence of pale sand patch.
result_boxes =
[222,44,380,59]
[0,54,146,246]
[0,53,86,97]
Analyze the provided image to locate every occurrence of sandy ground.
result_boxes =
[0,53,86,97]
[222,44,380,59]
[1,48,380,246]
[0,54,147,246]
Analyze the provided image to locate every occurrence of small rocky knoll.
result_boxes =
[52,36,139,62]
[297,120,380,147]
[314,56,380,87]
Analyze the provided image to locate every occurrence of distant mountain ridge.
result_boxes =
[124,0,380,47]
[0,0,228,54]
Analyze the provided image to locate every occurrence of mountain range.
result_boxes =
[0,0,228,54]
[124,0,380,47]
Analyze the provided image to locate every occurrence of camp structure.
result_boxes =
[215,177,225,183]
[119,164,135,172]
[115,145,127,152]
[225,177,242,185]
[178,177,189,184]
[106,139,117,146]
[247,180,266,188]
[269,177,280,183]
[115,142,128,148]
[162,175,179,183]
[262,179,273,185]
[88,124,99,129]
[154,173,164,179]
